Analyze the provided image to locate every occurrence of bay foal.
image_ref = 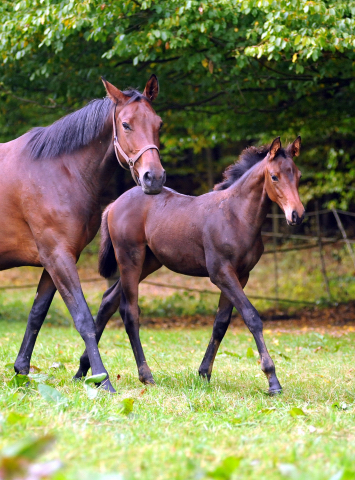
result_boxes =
[0,75,164,392]
[76,137,304,394]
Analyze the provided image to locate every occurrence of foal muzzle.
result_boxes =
[287,210,305,226]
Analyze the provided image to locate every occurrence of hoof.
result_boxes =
[140,375,155,385]
[101,378,117,394]
[198,371,211,382]
[268,388,282,396]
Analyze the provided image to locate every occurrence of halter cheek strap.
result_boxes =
[112,105,160,185]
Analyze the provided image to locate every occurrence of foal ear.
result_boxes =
[289,136,301,157]
[269,137,282,161]
[143,74,159,102]
[101,77,128,105]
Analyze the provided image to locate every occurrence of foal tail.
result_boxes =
[98,204,118,279]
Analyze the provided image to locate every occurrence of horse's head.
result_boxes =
[265,136,305,226]
[103,75,166,194]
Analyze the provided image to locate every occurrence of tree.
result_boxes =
[1,0,355,206]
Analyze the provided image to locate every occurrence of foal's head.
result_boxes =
[103,75,165,194]
[265,137,305,226]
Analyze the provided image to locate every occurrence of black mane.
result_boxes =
[27,89,145,160]
[214,144,286,191]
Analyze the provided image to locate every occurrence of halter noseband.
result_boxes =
[112,105,160,185]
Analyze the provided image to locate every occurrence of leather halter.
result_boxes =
[112,105,160,185]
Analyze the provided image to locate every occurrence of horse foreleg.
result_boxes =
[14,269,56,375]
[209,264,281,394]
[73,279,122,380]
[40,247,115,393]
[198,293,233,381]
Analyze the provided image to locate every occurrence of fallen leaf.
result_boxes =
[28,373,49,383]
[29,365,41,373]
[246,347,254,359]
[38,384,68,406]
[206,456,241,479]
[118,398,134,415]
[288,407,306,417]
[8,374,30,388]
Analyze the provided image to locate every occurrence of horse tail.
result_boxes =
[98,204,117,278]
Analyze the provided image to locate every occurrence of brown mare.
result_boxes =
[75,137,305,394]
[0,75,165,393]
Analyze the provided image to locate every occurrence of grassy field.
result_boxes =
[1,237,355,479]
[1,320,355,480]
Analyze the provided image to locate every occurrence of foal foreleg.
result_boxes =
[198,293,233,381]
[73,280,122,380]
[14,269,56,375]
[210,265,281,394]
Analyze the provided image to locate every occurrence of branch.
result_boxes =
[0,85,69,110]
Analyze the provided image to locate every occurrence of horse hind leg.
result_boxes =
[73,279,122,380]
[14,269,56,375]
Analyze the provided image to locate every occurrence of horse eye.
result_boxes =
[271,174,278,182]
[159,122,163,131]
[122,122,131,131]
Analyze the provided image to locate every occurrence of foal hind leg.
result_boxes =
[119,248,162,385]
[198,293,233,381]
[199,277,248,381]
[14,269,56,375]
[73,279,122,380]
[209,264,281,394]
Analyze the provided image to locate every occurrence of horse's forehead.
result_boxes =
[275,154,297,172]
[120,100,157,120]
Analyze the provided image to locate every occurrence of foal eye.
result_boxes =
[122,122,131,131]
[271,174,279,182]
[159,122,163,131]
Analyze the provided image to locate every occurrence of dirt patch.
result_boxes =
[108,300,355,333]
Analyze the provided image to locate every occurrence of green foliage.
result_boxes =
[0,1,355,204]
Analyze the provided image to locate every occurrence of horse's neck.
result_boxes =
[227,160,271,232]
[71,117,117,199]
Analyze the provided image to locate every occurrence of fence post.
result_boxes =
[315,201,331,300]
[332,208,355,272]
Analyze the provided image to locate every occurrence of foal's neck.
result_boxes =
[227,159,271,232]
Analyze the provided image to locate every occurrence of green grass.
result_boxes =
[1,321,355,480]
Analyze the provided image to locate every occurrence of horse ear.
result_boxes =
[143,74,159,102]
[269,137,282,161]
[289,136,301,157]
[101,77,128,105]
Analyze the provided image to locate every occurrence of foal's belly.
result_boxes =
[150,240,208,277]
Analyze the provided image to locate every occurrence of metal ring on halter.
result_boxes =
[112,105,160,185]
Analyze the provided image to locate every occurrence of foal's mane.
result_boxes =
[27,89,145,160]
[214,144,286,191]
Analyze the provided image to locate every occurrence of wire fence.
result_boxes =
[0,208,354,308]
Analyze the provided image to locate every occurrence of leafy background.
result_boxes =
[1,0,355,207]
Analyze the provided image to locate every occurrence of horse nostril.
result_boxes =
[143,171,153,186]
[292,210,299,224]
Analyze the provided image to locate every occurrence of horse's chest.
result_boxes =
[234,240,264,276]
